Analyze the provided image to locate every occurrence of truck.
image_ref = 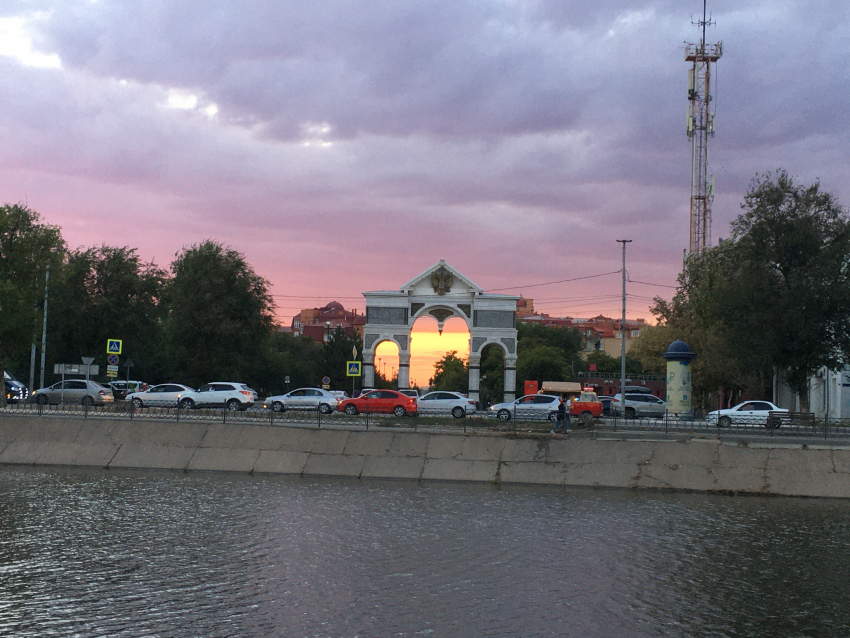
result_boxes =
[539,381,603,423]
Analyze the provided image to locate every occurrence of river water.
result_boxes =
[1,467,848,638]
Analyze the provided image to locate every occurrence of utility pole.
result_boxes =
[29,266,40,395]
[617,240,632,399]
[39,263,50,390]
[686,0,722,256]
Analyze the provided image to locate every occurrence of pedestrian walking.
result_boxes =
[551,396,570,434]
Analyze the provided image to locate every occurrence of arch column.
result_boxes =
[504,355,517,402]
[468,352,481,405]
[363,351,375,388]
[398,350,411,389]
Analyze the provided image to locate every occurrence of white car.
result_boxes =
[263,388,339,414]
[127,384,195,408]
[706,401,788,428]
[611,393,667,418]
[488,394,560,421]
[418,391,476,418]
[31,380,115,406]
[177,382,258,411]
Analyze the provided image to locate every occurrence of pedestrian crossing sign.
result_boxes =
[346,361,361,377]
[106,339,123,355]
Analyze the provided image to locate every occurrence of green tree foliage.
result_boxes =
[515,321,582,394]
[479,343,505,404]
[517,345,569,392]
[0,204,64,405]
[649,171,850,410]
[163,241,275,388]
[583,350,643,375]
[47,245,166,381]
[322,326,363,391]
[430,350,468,392]
[255,331,324,396]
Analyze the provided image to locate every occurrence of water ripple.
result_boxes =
[0,468,848,637]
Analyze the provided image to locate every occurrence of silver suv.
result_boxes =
[611,393,666,418]
[177,382,258,411]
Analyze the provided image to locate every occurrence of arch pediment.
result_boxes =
[399,259,483,297]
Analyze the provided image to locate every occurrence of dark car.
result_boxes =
[598,395,613,415]
[5,379,28,404]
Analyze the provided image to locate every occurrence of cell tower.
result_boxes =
[685,1,722,256]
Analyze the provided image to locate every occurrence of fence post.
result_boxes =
[270,407,274,427]
[129,400,134,421]
[176,402,180,422]
[84,401,88,419]
[317,408,322,429]
[223,407,227,424]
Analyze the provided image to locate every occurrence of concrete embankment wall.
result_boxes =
[1,416,849,498]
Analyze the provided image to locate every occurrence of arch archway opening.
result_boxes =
[410,315,470,391]
[479,342,507,405]
[373,340,400,389]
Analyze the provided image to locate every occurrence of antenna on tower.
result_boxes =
[685,1,722,258]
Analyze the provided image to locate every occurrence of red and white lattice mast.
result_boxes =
[685,1,722,256]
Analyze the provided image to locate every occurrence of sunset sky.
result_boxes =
[2,1,848,384]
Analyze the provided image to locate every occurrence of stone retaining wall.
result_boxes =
[1,416,849,498]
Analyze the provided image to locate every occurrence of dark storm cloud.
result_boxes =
[1,0,848,320]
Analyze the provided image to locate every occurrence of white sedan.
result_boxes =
[488,394,560,421]
[417,391,477,418]
[263,388,338,414]
[706,401,788,428]
[127,383,195,408]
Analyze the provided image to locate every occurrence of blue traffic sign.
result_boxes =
[346,361,362,377]
[106,339,123,354]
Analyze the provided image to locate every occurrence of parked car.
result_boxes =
[598,396,614,416]
[109,380,149,400]
[611,393,667,418]
[399,389,420,399]
[705,401,788,428]
[328,390,350,400]
[126,384,195,408]
[31,380,115,406]
[336,390,417,416]
[263,388,339,414]
[623,385,654,395]
[418,391,476,418]
[488,394,560,421]
[4,372,28,404]
[177,382,258,411]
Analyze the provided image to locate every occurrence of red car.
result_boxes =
[337,390,417,416]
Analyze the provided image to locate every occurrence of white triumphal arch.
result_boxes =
[362,260,519,403]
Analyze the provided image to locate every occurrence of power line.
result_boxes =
[627,278,678,290]
[484,270,622,292]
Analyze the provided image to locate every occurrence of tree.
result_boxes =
[514,322,582,394]
[163,241,275,388]
[322,326,363,392]
[479,343,505,404]
[649,171,850,411]
[0,204,64,406]
[255,331,324,396]
[727,171,850,408]
[583,350,643,375]
[516,345,569,393]
[47,245,166,383]
[430,351,468,392]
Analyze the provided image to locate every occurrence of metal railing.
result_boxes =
[2,401,848,439]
